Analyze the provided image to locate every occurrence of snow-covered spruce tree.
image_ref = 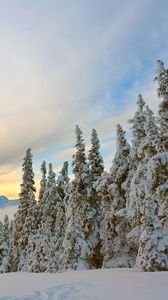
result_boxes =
[138,105,158,161]
[59,125,96,271]
[127,105,158,264]
[124,95,146,196]
[28,163,65,272]
[27,228,57,272]
[0,215,13,273]
[109,124,130,210]
[155,60,168,152]
[152,60,168,231]
[41,163,64,232]
[128,94,146,163]
[106,124,133,267]
[57,161,69,201]
[38,160,47,202]
[94,171,114,268]
[13,148,37,271]
[94,125,132,268]
[136,168,168,271]
[37,160,47,229]
[0,221,4,269]
[122,96,147,261]
[87,129,104,268]
[88,129,104,183]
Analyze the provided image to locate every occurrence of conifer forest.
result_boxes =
[1,59,168,274]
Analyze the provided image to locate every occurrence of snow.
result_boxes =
[0,206,18,221]
[0,268,167,299]
[0,196,18,221]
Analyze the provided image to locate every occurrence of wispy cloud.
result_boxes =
[0,0,168,198]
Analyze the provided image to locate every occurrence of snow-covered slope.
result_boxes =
[0,196,18,220]
[0,268,167,300]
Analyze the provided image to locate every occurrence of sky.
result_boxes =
[0,0,168,199]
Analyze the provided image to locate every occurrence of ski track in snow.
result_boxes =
[0,282,97,300]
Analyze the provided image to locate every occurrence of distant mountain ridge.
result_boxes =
[0,196,19,208]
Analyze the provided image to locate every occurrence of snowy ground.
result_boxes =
[0,268,168,300]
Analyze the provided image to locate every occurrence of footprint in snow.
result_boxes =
[0,282,98,300]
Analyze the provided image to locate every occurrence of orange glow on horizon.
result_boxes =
[0,167,40,200]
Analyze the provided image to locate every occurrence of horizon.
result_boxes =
[0,0,168,199]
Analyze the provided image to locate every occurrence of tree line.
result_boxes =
[0,60,168,273]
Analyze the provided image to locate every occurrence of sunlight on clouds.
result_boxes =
[55,148,74,164]
[0,0,168,198]
[0,167,21,199]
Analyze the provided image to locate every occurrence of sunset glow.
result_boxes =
[0,0,168,199]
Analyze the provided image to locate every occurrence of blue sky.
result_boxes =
[0,0,168,198]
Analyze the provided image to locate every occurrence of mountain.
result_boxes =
[0,196,19,208]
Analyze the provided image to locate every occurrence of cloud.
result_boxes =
[0,0,168,198]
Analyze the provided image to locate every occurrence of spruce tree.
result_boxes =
[13,148,36,271]
[59,126,96,270]
[94,172,114,268]
[155,60,168,152]
[127,105,158,264]
[88,129,104,182]
[87,129,104,268]
[136,161,168,271]
[37,160,47,230]
[0,215,14,273]
[0,221,4,270]
[95,125,132,267]
[28,163,65,272]
[129,94,146,160]
[109,124,130,210]
[135,62,168,271]
[108,124,132,267]
[72,125,91,190]
[38,160,47,202]
[57,161,69,201]
[41,163,63,231]
[138,105,158,161]
[125,94,146,191]
[122,96,147,262]
[153,60,168,230]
